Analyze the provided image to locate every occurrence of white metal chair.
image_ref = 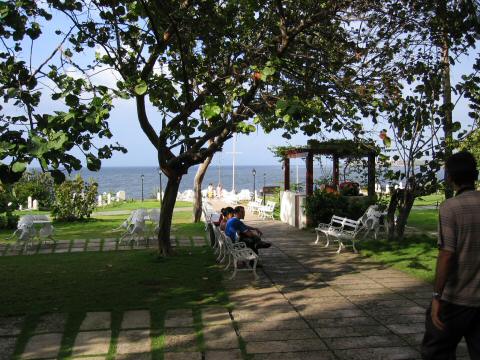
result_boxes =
[119,209,148,246]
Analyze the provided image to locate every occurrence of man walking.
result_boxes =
[421,151,480,360]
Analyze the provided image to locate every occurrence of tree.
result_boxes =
[370,0,480,239]
[56,0,394,255]
[0,1,125,185]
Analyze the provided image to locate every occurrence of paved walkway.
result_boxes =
[0,200,471,359]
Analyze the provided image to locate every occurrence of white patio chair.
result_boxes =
[38,223,56,245]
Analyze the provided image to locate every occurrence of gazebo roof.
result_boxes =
[274,139,379,159]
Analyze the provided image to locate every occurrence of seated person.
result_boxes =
[225,205,271,255]
[219,207,234,231]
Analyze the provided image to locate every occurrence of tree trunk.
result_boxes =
[394,189,415,240]
[193,156,213,222]
[157,175,182,256]
[440,8,454,199]
[386,188,400,241]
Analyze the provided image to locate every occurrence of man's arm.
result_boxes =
[431,249,455,330]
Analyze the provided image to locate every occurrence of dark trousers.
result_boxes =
[238,233,262,255]
[421,301,480,360]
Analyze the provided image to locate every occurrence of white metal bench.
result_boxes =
[222,233,259,280]
[247,198,263,213]
[258,201,276,220]
[315,215,363,253]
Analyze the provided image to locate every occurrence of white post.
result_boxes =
[385,183,390,194]
[107,193,111,205]
[157,192,161,201]
[27,196,32,209]
[98,195,103,207]
[32,199,38,210]
[296,163,299,185]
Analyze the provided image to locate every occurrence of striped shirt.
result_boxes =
[438,189,480,307]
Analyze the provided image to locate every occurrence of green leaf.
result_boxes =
[134,81,148,95]
[48,132,68,150]
[202,103,222,119]
[383,136,392,148]
[86,154,101,171]
[12,162,27,173]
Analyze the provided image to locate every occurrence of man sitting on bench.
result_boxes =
[225,206,271,257]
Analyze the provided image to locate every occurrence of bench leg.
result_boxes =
[224,254,231,270]
[315,232,320,244]
[229,259,238,280]
[325,234,330,248]
[252,258,259,280]
[336,240,344,254]
[352,239,358,253]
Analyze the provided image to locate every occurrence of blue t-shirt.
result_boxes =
[225,217,248,241]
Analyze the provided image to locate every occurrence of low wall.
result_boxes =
[280,191,307,229]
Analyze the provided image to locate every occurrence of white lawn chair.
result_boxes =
[247,198,263,213]
[119,209,148,246]
[359,205,385,240]
[38,223,55,245]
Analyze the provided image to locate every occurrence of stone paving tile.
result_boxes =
[72,330,111,356]
[79,312,111,330]
[0,337,16,360]
[314,325,391,338]
[203,324,238,349]
[164,309,193,328]
[164,327,197,351]
[205,349,242,360]
[37,246,54,254]
[387,323,426,335]
[201,307,231,325]
[237,319,310,332]
[164,352,201,360]
[246,339,327,353]
[177,238,191,246]
[372,313,425,325]
[0,316,25,336]
[324,334,406,350]
[192,236,206,246]
[241,329,318,342]
[307,316,378,328]
[334,346,420,360]
[116,353,151,360]
[34,313,67,333]
[252,351,336,360]
[232,309,300,322]
[22,333,63,359]
[121,310,150,329]
[54,247,70,254]
[116,329,151,354]
[102,241,117,251]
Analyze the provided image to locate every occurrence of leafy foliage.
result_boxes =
[13,171,55,210]
[0,1,126,184]
[304,189,375,225]
[51,176,98,221]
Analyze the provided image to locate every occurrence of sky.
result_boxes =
[5,4,480,168]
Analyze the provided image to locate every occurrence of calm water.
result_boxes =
[72,165,323,200]
[67,164,442,200]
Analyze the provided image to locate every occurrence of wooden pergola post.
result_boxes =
[367,153,376,197]
[332,154,340,189]
[284,158,290,191]
[306,151,314,196]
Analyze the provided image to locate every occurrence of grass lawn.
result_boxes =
[407,209,438,232]
[413,193,445,206]
[1,207,201,243]
[0,248,228,359]
[361,235,438,283]
[97,199,193,211]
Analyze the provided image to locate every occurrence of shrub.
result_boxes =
[51,176,98,221]
[0,187,19,229]
[339,181,360,196]
[13,171,55,210]
[304,189,376,225]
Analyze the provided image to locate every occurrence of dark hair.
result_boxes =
[445,151,479,186]
[234,205,244,214]
[221,207,234,216]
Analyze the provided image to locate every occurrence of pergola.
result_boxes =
[280,139,379,197]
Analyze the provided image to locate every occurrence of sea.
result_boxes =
[71,165,316,200]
